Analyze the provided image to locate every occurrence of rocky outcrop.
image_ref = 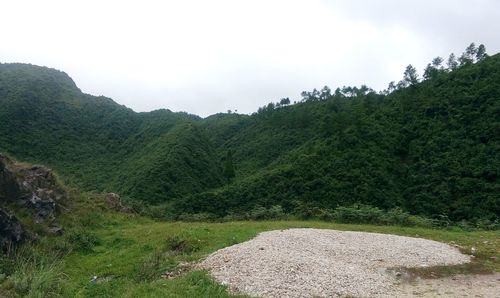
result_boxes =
[0,154,67,252]
[0,208,25,253]
[19,165,62,222]
[0,154,66,222]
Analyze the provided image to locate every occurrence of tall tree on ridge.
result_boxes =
[403,64,419,86]
[447,53,458,70]
[476,44,488,61]
[459,42,477,65]
[432,56,444,69]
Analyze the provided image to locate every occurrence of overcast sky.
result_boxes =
[1,0,499,117]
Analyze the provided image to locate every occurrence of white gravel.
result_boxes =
[201,228,471,298]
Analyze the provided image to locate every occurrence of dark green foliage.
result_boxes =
[332,205,433,227]
[223,150,235,182]
[1,50,499,224]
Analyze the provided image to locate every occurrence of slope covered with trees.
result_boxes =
[0,44,498,222]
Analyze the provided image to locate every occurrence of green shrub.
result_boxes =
[145,204,170,220]
[66,230,101,252]
[475,218,500,230]
[247,206,268,220]
[178,212,217,222]
[165,235,200,254]
[77,211,110,229]
[246,205,286,220]
[43,237,74,255]
[134,250,176,282]
[457,220,474,231]
[333,204,384,224]
[293,202,333,220]
[267,205,286,219]
[332,204,433,227]
[434,214,452,228]
[222,212,246,221]
[406,215,434,228]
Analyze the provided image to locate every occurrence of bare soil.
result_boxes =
[397,272,500,297]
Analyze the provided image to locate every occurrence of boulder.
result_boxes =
[0,208,25,253]
[105,192,132,212]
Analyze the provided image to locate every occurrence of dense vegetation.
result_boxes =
[0,44,498,223]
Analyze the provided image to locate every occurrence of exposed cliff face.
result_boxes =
[0,154,67,252]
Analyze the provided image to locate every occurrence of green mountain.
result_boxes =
[0,54,499,222]
[0,63,221,203]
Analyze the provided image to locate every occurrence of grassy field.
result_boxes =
[1,197,499,297]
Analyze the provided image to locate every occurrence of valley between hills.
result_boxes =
[0,45,499,297]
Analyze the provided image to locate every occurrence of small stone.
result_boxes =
[48,226,64,235]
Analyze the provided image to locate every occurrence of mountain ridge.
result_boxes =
[1,55,498,221]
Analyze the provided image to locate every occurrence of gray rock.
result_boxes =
[0,154,66,253]
[48,226,64,236]
[105,192,132,212]
[0,208,25,253]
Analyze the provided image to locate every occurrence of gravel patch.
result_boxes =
[201,228,471,298]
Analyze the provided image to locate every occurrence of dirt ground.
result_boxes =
[396,272,500,297]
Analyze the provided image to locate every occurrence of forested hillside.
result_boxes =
[1,47,498,222]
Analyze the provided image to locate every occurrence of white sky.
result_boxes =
[1,0,499,117]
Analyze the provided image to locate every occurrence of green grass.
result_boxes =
[55,219,500,296]
[3,210,499,297]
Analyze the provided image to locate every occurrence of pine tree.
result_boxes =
[476,44,488,61]
[423,63,436,80]
[447,53,458,70]
[403,64,419,86]
[459,43,477,65]
[431,56,444,69]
